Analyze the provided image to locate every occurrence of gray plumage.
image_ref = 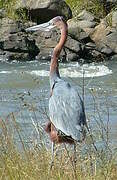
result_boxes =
[49,78,86,142]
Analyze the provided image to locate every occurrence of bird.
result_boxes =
[26,16,86,155]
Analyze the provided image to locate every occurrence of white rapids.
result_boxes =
[28,63,112,78]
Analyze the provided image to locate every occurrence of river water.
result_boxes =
[0,59,117,149]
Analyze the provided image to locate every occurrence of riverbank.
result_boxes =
[0,0,117,62]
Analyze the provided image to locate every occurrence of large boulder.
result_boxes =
[0,18,39,61]
[0,18,23,39]
[67,10,96,43]
[106,32,117,53]
[15,0,72,23]
[68,19,90,41]
[90,11,117,55]
[33,28,83,62]
[76,10,96,29]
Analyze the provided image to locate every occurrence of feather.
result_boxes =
[49,79,86,142]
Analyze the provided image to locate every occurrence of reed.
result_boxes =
[0,96,117,180]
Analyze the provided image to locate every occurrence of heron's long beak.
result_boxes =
[26,20,55,32]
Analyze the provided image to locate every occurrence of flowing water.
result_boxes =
[0,59,117,149]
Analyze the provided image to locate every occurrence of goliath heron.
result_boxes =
[26,16,86,161]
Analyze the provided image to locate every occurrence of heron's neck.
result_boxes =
[50,25,67,85]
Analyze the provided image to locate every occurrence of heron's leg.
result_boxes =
[49,141,55,170]
[49,123,57,171]
[73,142,77,173]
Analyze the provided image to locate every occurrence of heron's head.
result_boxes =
[26,16,67,32]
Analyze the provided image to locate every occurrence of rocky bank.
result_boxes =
[0,0,117,62]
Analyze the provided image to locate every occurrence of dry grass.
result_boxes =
[0,113,117,180]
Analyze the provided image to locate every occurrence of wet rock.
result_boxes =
[15,0,72,23]
[110,54,117,61]
[5,51,31,61]
[65,49,79,62]
[36,47,52,61]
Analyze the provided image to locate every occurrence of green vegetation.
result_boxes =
[66,0,116,19]
[0,0,27,20]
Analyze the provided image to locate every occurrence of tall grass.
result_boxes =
[0,87,117,180]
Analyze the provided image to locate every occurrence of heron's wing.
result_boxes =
[49,80,86,141]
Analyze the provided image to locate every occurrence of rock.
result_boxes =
[90,20,109,42]
[33,28,82,61]
[90,17,117,55]
[67,11,96,41]
[76,10,96,29]
[36,47,52,61]
[68,19,90,41]
[0,9,6,18]
[0,50,7,62]
[65,36,82,53]
[77,10,95,22]
[77,20,96,29]
[105,10,117,28]
[110,54,117,61]
[106,0,117,2]
[85,42,96,49]
[65,49,79,61]
[112,11,117,28]
[106,32,117,53]
[15,0,72,23]
[0,17,40,61]
[5,51,31,61]
[0,18,23,39]
[0,31,39,61]
[2,33,38,53]
[96,43,113,55]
